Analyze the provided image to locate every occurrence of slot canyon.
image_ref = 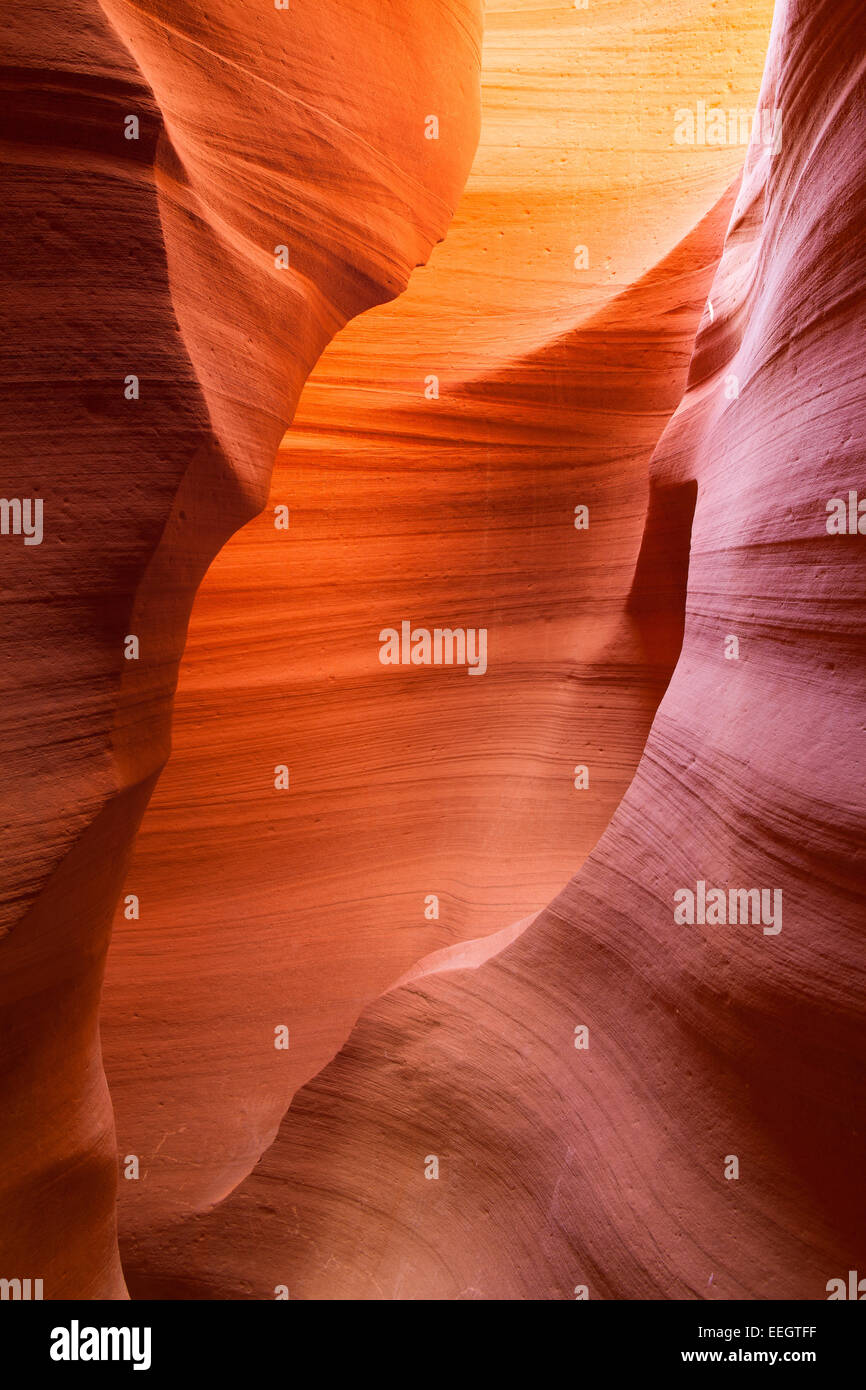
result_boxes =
[1,0,863,1304]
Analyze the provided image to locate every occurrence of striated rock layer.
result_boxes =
[121,0,866,1298]
[101,0,774,1240]
[0,0,481,1297]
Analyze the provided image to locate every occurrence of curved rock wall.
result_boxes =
[0,0,481,1297]
[99,1,776,1244]
[117,0,865,1299]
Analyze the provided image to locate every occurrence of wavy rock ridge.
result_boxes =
[0,0,481,1298]
[99,0,776,1248]
[120,0,865,1299]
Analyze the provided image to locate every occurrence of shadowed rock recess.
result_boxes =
[2,0,862,1302]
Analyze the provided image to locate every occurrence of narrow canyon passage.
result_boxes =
[4,0,862,1309]
[120,0,866,1300]
[98,0,776,1283]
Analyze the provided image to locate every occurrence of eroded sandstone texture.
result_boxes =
[5,0,861,1304]
[0,0,481,1297]
[101,0,775,1245]
[119,0,866,1299]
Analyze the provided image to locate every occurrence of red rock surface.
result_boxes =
[99,1,775,1245]
[117,0,866,1299]
[8,0,858,1306]
[0,0,481,1298]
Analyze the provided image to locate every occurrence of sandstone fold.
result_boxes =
[118,0,865,1300]
[0,0,481,1297]
[98,1,776,1248]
